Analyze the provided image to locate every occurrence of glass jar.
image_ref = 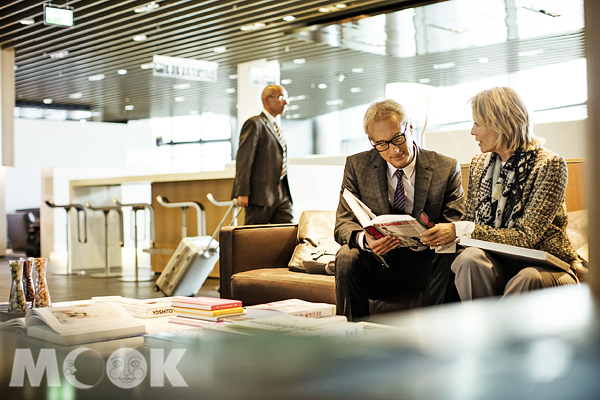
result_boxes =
[34,258,51,308]
[9,259,27,313]
[22,257,35,305]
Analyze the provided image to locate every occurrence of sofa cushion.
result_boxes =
[231,268,337,305]
[288,210,338,273]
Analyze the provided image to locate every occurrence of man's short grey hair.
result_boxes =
[363,99,407,135]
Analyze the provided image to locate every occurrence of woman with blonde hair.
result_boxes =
[420,87,579,300]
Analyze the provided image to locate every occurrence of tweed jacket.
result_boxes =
[335,146,465,247]
[465,148,578,263]
[231,112,291,207]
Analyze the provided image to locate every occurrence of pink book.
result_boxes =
[170,297,242,311]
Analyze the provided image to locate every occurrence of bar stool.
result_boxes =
[44,200,87,276]
[111,198,155,282]
[155,196,206,238]
[84,202,124,278]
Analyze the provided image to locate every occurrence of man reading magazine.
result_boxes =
[334,100,465,320]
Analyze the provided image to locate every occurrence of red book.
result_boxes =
[170,297,242,311]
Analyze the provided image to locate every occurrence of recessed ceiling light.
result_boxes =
[319,7,330,12]
[133,34,147,42]
[175,96,185,102]
[283,15,296,21]
[433,62,456,70]
[479,57,489,63]
[318,83,327,89]
[88,74,105,81]
[289,95,306,101]
[140,63,154,69]
[241,22,266,31]
[327,99,344,106]
[135,2,160,13]
[43,99,53,104]
[225,88,236,94]
[174,83,191,90]
[335,3,347,8]
[419,78,431,84]
[350,87,361,93]
[518,49,544,57]
[293,58,306,64]
[352,67,364,73]
[338,74,346,82]
[213,46,227,53]
[19,18,35,25]
[281,78,293,85]
[229,74,238,79]
[45,50,69,59]
[118,69,128,75]
[124,105,135,111]
[292,114,301,119]
[69,92,83,99]
[288,105,300,110]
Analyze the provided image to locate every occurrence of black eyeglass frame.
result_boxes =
[370,122,409,152]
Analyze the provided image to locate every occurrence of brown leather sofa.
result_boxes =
[219,209,589,315]
[219,222,424,314]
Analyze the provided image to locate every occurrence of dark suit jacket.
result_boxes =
[232,112,291,207]
[335,146,465,247]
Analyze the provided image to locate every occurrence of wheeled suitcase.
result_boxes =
[154,196,239,297]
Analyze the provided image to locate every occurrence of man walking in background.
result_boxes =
[232,84,293,225]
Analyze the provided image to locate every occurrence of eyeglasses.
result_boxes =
[370,123,408,152]
[269,94,289,103]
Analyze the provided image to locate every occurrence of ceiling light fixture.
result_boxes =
[479,57,489,63]
[229,74,238,79]
[518,49,544,57]
[288,105,300,110]
[419,78,431,84]
[69,92,83,99]
[281,78,293,85]
[213,46,227,53]
[319,7,330,12]
[338,74,346,82]
[327,99,344,106]
[124,105,135,111]
[225,88,236,94]
[134,2,160,13]
[45,50,69,59]
[174,96,185,102]
[133,34,147,42]
[350,87,361,93]
[118,69,128,75]
[174,83,191,89]
[318,83,327,89]
[336,4,347,8]
[433,62,456,70]
[140,63,154,69]
[293,58,306,64]
[292,114,301,119]
[283,16,296,21]
[19,18,35,25]
[88,74,105,81]
[352,67,364,73]
[43,99,53,104]
[241,22,266,31]
[289,95,306,101]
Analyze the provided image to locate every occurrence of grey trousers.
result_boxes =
[451,247,578,301]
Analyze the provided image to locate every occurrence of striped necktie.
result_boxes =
[392,169,406,214]
[273,122,287,179]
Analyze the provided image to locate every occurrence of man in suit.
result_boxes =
[335,99,465,320]
[232,85,293,225]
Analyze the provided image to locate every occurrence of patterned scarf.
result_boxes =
[474,150,536,229]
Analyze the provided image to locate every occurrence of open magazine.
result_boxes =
[3,303,146,346]
[342,188,434,247]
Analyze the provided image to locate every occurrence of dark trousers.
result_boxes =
[335,245,459,321]
[244,177,293,225]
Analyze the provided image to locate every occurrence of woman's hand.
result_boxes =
[419,223,456,246]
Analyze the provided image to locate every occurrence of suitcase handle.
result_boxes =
[201,195,241,258]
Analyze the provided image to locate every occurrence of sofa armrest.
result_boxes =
[219,224,298,299]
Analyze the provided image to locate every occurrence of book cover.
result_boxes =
[342,188,430,245]
[458,237,570,271]
[173,306,244,317]
[245,299,336,319]
[117,298,176,319]
[24,303,146,346]
[170,297,242,311]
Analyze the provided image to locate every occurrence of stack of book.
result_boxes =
[169,297,245,327]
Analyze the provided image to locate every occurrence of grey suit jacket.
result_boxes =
[232,112,291,207]
[334,146,465,247]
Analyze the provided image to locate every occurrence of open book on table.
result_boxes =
[342,188,434,247]
[458,237,570,271]
[11,303,146,346]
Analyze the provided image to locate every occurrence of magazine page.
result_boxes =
[342,188,376,227]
